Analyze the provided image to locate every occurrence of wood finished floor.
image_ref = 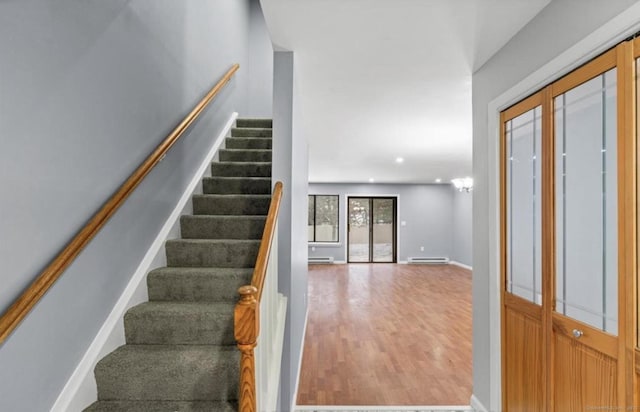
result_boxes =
[296,264,472,406]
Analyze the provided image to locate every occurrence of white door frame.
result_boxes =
[484,6,640,409]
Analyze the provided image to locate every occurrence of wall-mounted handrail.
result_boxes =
[234,181,283,412]
[0,64,240,345]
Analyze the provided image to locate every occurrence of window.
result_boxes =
[308,195,339,242]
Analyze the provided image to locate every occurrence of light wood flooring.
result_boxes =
[296,264,472,406]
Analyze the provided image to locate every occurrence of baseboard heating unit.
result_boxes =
[308,256,334,264]
[407,257,450,264]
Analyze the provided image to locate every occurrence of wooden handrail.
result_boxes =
[234,181,283,412]
[0,64,240,345]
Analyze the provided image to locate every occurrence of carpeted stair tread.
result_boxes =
[147,267,253,302]
[230,127,272,138]
[203,177,271,195]
[124,302,235,345]
[165,239,260,268]
[181,215,266,239]
[211,161,271,177]
[219,149,271,163]
[192,194,271,215]
[236,118,272,128]
[95,345,239,401]
[85,400,238,412]
[225,137,272,150]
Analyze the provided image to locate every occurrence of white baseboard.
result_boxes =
[333,260,347,264]
[296,406,472,411]
[265,294,288,412]
[291,305,310,412]
[450,261,473,271]
[470,395,489,412]
[397,260,408,264]
[51,112,238,412]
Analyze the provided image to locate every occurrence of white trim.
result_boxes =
[484,3,640,410]
[50,112,238,412]
[295,406,472,411]
[397,260,408,265]
[265,295,288,412]
[291,305,310,412]
[332,260,347,264]
[469,395,488,412]
[450,261,472,271]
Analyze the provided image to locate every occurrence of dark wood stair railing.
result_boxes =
[0,63,240,345]
[235,180,283,412]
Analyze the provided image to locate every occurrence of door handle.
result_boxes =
[572,329,583,339]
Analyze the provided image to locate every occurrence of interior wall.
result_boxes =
[307,183,455,262]
[452,188,473,267]
[0,1,274,410]
[471,0,640,409]
[273,50,309,412]
[248,0,273,116]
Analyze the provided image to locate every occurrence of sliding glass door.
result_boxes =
[347,197,397,263]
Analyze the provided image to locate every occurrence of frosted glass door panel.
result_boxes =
[506,107,542,304]
[555,69,618,334]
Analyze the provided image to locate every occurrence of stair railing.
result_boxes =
[235,181,284,412]
[0,64,240,345]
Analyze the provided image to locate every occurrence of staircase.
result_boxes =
[85,118,273,412]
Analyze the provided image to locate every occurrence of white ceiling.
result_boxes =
[260,0,551,184]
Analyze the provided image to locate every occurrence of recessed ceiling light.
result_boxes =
[435,178,442,183]
[368,178,375,183]
[395,157,404,163]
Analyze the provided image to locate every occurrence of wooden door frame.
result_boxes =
[483,13,640,410]
[498,37,638,412]
[346,196,398,263]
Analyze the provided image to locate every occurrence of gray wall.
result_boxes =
[471,0,639,408]
[452,189,472,267]
[308,183,455,262]
[0,1,272,410]
[273,51,309,411]
[248,0,273,117]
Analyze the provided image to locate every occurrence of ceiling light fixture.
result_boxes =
[395,157,404,163]
[435,178,442,183]
[368,178,375,183]
[452,177,473,192]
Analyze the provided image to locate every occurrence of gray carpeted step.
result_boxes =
[231,127,272,137]
[219,149,271,163]
[124,302,235,345]
[203,177,271,194]
[95,345,239,401]
[211,161,271,177]
[147,267,253,302]
[236,118,272,128]
[181,215,266,239]
[84,400,238,412]
[225,137,272,150]
[192,194,271,215]
[165,239,260,268]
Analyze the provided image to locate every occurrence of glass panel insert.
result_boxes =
[554,69,618,334]
[348,198,370,262]
[505,106,543,304]
[372,198,394,262]
[314,195,339,242]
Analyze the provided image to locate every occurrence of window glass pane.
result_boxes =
[314,195,339,242]
[506,106,542,305]
[372,198,394,262]
[348,198,370,261]
[555,69,618,334]
[308,195,315,242]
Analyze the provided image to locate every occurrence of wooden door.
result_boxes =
[501,42,637,411]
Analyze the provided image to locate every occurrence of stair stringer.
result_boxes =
[51,112,238,412]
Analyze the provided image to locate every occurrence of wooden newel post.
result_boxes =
[235,285,259,412]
